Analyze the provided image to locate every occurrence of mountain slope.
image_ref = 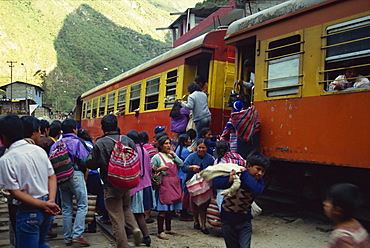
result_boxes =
[0,0,200,111]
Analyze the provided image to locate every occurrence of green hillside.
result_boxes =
[0,0,201,111]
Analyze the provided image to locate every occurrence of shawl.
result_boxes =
[221,105,260,142]
[200,163,243,197]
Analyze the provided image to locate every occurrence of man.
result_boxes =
[36,119,54,154]
[0,114,60,248]
[328,68,370,90]
[49,118,90,246]
[86,114,142,248]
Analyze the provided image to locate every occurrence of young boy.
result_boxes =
[323,183,370,248]
[212,150,269,248]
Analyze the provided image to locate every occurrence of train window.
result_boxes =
[92,98,98,118]
[117,88,127,113]
[165,70,177,108]
[266,34,302,97]
[99,95,106,117]
[86,100,91,119]
[144,77,160,111]
[130,83,141,112]
[82,102,87,119]
[107,92,116,114]
[322,16,370,91]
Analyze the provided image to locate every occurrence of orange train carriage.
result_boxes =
[77,29,236,139]
[225,0,370,201]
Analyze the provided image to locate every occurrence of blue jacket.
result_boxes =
[212,170,264,223]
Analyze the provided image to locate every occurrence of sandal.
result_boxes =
[201,228,210,234]
[194,223,201,230]
[165,230,179,236]
[157,232,169,240]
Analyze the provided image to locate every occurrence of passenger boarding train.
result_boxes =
[77,0,370,203]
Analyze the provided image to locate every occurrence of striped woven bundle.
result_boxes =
[186,173,212,206]
[107,136,140,189]
[49,138,74,185]
[206,198,221,227]
[230,105,260,142]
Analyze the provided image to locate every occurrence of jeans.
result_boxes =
[16,197,55,248]
[194,116,211,138]
[59,170,88,243]
[221,218,252,248]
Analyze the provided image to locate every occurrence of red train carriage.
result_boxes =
[77,29,235,139]
[225,0,370,202]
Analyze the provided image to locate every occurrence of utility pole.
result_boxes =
[7,61,17,113]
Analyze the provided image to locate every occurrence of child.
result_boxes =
[212,150,269,248]
[323,183,370,248]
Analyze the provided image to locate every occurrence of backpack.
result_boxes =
[106,135,140,189]
[49,138,74,185]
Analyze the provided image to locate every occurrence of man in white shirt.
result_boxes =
[0,114,60,248]
[328,68,370,90]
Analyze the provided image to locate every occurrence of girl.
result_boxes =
[170,99,190,134]
[175,133,193,221]
[126,130,154,246]
[151,136,183,240]
[182,139,215,234]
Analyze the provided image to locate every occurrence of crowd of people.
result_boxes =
[0,73,369,248]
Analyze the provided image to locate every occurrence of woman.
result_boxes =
[151,135,183,240]
[182,139,215,234]
[170,99,190,134]
[181,82,211,138]
[214,140,246,167]
[126,130,153,246]
[175,133,193,221]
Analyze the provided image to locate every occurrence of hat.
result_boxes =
[232,101,244,112]
[154,126,165,134]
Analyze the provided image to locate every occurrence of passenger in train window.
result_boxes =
[194,74,208,94]
[324,183,370,248]
[328,68,370,90]
[181,82,211,138]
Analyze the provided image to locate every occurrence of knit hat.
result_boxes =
[154,126,165,134]
[232,101,244,112]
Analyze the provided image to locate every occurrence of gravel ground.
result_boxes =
[44,202,333,248]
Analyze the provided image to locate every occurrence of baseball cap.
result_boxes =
[154,126,165,134]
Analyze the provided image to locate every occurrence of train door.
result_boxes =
[233,36,256,105]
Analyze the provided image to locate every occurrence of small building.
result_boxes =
[0,81,50,117]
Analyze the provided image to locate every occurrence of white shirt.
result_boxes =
[328,74,370,90]
[0,139,54,205]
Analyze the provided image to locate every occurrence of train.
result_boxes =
[77,0,370,204]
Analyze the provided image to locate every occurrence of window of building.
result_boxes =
[165,70,177,108]
[322,16,370,91]
[130,83,141,112]
[107,91,116,114]
[117,88,127,113]
[86,100,91,119]
[145,77,160,111]
[266,34,302,97]
[99,95,106,117]
[92,98,98,118]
